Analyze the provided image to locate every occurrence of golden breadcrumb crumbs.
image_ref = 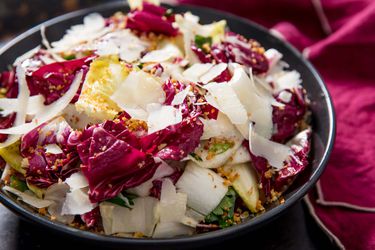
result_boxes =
[279,197,285,204]
[38,208,47,215]
[256,200,265,211]
[202,43,211,53]
[240,211,249,219]
[264,169,273,179]
[269,189,282,203]
[133,232,144,238]
[223,179,232,186]
[125,119,148,132]
[233,213,241,223]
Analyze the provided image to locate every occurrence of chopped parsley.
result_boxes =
[205,187,237,228]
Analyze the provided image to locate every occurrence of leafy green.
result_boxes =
[205,187,237,228]
[194,35,213,50]
[107,193,137,208]
[190,152,203,162]
[10,175,28,192]
[208,141,234,155]
[63,54,76,61]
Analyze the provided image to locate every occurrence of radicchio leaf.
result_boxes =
[150,169,183,200]
[162,79,219,119]
[222,32,269,74]
[21,117,79,188]
[274,129,311,191]
[141,114,204,161]
[75,120,159,203]
[191,44,211,63]
[210,44,229,64]
[142,2,166,16]
[272,88,307,143]
[73,110,203,202]
[81,207,101,228]
[126,2,178,36]
[26,56,93,105]
[246,129,311,199]
[213,68,232,83]
[162,79,186,105]
[0,113,16,143]
[192,32,269,74]
[0,69,18,98]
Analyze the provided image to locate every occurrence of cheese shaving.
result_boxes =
[248,123,291,169]
[147,104,182,134]
[0,71,83,135]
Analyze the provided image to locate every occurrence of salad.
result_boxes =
[0,0,311,238]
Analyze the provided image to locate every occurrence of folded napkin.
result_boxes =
[178,0,375,249]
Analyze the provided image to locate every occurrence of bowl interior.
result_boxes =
[0,1,335,248]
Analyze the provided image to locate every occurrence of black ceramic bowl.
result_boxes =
[0,2,335,249]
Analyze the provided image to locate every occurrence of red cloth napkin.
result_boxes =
[177,0,375,249]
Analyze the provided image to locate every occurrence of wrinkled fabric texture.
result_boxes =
[179,0,375,249]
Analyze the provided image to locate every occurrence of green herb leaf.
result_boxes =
[205,187,237,228]
[10,175,28,192]
[190,152,203,162]
[194,35,212,50]
[107,193,137,208]
[208,141,234,155]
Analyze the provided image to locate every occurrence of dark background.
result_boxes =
[0,0,109,41]
[0,1,337,249]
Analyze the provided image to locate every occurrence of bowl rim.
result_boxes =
[0,1,336,246]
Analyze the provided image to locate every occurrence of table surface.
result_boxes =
[0,200,337,250]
